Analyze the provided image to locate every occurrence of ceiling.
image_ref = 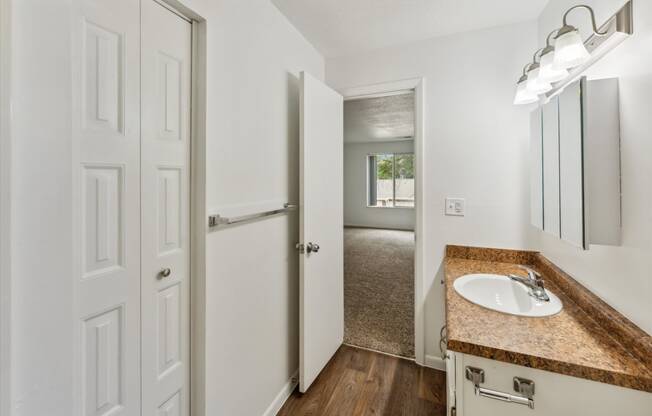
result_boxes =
[272,0,548,58]
[344,92,414,144]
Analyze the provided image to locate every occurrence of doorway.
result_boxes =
[342,90,416,358]
[297,74,426,392]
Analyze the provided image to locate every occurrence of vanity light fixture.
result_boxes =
[526,49,552,94]
[513,1,633,105]
[513,65,539,105]
[552,5,608,70]
[538,30,569,82]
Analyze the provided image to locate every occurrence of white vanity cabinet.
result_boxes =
[530,77,621,248]
[447,352,652,416]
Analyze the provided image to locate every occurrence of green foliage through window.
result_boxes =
[367,153,415,208]
[377,155,393,179]
[395,154,414,179]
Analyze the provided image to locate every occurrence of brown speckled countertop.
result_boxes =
[444,245,652,393]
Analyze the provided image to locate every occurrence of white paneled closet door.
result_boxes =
[141,1,192,415]
[74,0,142,415]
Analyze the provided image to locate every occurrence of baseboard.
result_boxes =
[262,369,298,416]
[424,354,446,371]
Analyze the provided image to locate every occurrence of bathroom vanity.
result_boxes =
[443,246,652,416]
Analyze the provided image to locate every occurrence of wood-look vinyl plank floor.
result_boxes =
[278,345,447,416]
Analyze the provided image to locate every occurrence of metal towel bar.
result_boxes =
[465,366,535,409]
[208,203,297,228]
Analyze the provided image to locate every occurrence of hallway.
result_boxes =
[344,227,415,357]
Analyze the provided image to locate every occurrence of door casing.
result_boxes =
[338,78,426,366]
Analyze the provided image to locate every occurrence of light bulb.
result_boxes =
[513,77,539,105]
[553,27,590,70]
[526,66,552,94]
[539,48,569,83]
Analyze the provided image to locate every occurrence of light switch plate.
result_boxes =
[445,198,465,216]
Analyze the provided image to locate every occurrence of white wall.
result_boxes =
[8,1,324,415]
[327,21,538,359]
[10,0,74,414]
[344,140,415,230]
[533,0,652,334]
[189,1,324,414]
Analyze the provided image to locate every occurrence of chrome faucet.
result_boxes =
[508,265,550,302]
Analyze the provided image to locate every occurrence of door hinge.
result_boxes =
[451,406,456,416]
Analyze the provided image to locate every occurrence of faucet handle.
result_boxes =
[518,265,541,279]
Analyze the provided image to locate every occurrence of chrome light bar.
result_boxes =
[544,1,633,101]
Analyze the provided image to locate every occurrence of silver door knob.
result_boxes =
[306,242,320,253]
[159,268,171,278]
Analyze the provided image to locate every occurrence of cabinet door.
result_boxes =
[529,109,543,230]
[542,97,560,237]
[559,79,585,248]
[457,353,652,416]
[584,78,621,246]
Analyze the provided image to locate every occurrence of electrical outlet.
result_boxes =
[445,198,465,216]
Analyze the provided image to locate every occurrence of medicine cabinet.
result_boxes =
[530,77,621,249]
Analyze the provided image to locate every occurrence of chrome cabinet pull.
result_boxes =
[159,268,171,279]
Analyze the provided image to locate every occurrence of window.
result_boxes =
[367,153,415,208]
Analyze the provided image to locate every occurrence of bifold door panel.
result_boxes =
[75,0,141,414]
[141,1,191,414]
[75,1,191,415]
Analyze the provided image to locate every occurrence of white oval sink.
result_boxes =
[453,274,562,317]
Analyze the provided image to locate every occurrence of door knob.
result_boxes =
[306,242,320,253]
[159,268,171,278]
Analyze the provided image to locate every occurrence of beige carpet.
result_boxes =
[344,227,415,358]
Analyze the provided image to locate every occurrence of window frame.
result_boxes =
[366,152,415,210]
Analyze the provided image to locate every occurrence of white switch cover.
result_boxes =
[445,198,465,216]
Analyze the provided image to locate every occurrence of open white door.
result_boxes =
[299,71,344,392]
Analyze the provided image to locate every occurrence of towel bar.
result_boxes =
[208,203,297,228]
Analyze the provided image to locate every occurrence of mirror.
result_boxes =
[530,77,621,249]
[542,96,560,238]
[559,80,585,248]
[529,108,543,231]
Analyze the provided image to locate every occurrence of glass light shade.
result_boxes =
[539,49,569,82]
[513,80,538,105]
[526,67,552,94]
[553,28,590,70]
